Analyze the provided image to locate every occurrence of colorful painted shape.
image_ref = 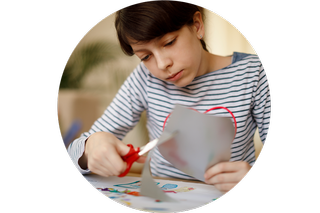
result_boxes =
[173,186,195,192]
[113,180,141,189]
[114,180,160,189]
[161,183,178,190]
[143,207,169,211]
[97,187,141,196]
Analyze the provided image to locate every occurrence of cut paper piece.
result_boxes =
[140,131,179,202]
[158,105,235,182]
[140,150,176,202]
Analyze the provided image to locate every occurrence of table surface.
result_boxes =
[127,172,205,184]
[85,173,222,212]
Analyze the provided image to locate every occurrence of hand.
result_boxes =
[78,132,146,177]
[204,161,252,193]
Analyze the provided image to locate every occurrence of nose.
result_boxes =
[155,52,172,70]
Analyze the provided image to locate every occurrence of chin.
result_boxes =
[173,79,192,87]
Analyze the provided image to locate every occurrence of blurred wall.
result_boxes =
[204,10,256,55]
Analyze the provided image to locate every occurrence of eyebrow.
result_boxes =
[131,35,166,54]
[132,48,149,54]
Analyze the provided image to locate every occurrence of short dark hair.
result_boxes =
[115,1,207,56]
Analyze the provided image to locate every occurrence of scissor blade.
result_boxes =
[139,138,158,156]
[138,131,178,156]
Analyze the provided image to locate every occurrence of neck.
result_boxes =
[199,51,232,76]
[196,50,216,77]
[195,49,209,77]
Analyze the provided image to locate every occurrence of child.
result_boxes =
[67,1,270,193]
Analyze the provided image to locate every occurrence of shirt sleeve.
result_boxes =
[251,62,271,144]
[67,63,149,174]
[67,135,91,174]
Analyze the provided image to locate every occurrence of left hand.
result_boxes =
[204,161,252,193]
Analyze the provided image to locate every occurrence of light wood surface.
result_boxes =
[127,173,204,184]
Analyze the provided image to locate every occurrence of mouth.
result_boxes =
[166,70,183,81]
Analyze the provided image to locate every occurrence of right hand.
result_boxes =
[78,132,146,177]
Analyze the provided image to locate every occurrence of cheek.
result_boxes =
[175,40,202,65]
[144,62,164,79]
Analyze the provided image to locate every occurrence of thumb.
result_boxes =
[116,141,131,157]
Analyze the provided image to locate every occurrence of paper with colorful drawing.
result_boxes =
[85,174,223,212]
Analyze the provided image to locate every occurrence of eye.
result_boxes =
[141,54,150,61]
[164,38,176,47]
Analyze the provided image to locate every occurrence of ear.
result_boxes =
[193,11,205,39]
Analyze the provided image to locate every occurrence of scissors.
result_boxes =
[118,132,177,177]
[118,138,158,177]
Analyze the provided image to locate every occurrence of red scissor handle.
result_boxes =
[118,144,140,177]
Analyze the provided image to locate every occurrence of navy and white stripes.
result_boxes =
[68,52,271,179]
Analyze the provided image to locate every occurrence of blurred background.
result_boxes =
[57,7,261,173]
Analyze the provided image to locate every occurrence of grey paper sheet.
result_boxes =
[140,151,176,202]
[158,105,235,182]
[139,132,178,202]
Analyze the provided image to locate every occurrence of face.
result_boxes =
[130,22,205,87]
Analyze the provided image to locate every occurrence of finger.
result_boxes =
[89,144,126,176]
[205,172,239,185]
[213,182,237,193]
[106,145,128,175]
[136,156,147,163]
[204,162,239,180]
[106,158,127,176]
[88,158,116,176]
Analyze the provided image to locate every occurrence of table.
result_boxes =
[127,172,204,183]
[84,173,223,212]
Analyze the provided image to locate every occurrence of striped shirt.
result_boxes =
[68,52,271,180]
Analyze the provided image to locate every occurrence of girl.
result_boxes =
[68,1,270,193]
